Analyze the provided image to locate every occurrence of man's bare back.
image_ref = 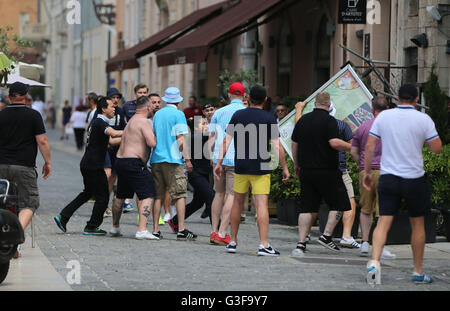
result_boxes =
[117,114,156,163]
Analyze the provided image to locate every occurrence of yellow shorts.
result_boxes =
[234,174,271,195]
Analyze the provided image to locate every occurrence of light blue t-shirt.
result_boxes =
[150,105,188,165]
[209,100,246,167]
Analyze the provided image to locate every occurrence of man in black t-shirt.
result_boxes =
[103,88,126,217]
[290,92,351,256]
[54,97,123,236]
[0,82,52,232]
[214,86,290,256]
[171,114,215,227]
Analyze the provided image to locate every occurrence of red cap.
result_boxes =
[228,82,245,96]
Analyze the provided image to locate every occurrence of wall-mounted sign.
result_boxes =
[364,33,370,58]
[338,0,367,24]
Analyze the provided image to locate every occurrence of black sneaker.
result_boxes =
[226,241,237,253]
[83,227,107,236]
[152,231,163,239]
[318,235,340,252]
[292,242,306,257]
[54,214,67,233]
[200,208,209,219]
[177,229,197,241]
[257,244,280,256]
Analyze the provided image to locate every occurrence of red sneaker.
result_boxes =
[213,233,231,245]
[210,232,218,244]
[168,219,179,234]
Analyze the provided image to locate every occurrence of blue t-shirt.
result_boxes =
[337,119,353,171]
[227,107,278,175]
[150,105,188,165]
[209,100,246,166]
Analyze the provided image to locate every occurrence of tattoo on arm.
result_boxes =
[336,212,343,221]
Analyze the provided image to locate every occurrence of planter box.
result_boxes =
[318,205,360,238]
[276,199,299,226]
[268,200,277,217]
[369,209,439,245]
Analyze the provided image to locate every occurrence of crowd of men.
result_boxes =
[0,79,442,286]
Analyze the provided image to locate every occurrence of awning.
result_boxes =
[7,74,50,87]
[106,1,229,73]
[156,0,291,66]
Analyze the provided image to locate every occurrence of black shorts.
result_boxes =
[378,174,431,217]
[104,148,118,174]
[299,169,351,213]
[115,158,156,200]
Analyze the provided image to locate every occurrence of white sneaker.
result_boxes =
[135,230,160,240]
[366,260,381,285]
[163,213,171,222]
[109,227,122,237]
[291,248,305,258]
[169,205,177,217]
[381,247,396,260]
[340,237,361,248]
[360,241,370,257]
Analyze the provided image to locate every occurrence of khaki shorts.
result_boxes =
[342,170,354,199]
[214,165,234,195]
[0,164,39,213]
[151,162,187,200]
[359,170,380,217]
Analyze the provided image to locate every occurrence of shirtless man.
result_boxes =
[110,96,158,240]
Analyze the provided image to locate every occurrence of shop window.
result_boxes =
[409,0,419,16]
[277,14,293,97]
[314,15,331,90]
[404,47,418,84]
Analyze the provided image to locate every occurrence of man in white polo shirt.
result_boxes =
[363,84,442,285]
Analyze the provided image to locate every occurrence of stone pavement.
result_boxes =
[3,128,450,291]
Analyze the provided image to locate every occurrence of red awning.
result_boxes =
[106,1,229,72]
[156,0,285,66]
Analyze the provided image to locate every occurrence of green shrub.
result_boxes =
[424,64,448,144]
[270,156,300,202]
[423,144,450,208]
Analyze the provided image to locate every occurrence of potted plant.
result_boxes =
[270,157,301,226]
[424,144,450,242]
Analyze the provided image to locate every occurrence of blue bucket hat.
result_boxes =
[162,87,183,104]
[107,88,122,99]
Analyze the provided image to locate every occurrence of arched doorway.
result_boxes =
[277,13,293,97]
[313,15,331,91]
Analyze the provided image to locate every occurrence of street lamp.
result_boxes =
[410,33,428,48]
[426,5,450,23]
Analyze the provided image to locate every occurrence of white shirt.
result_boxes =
[369,105,439,179]
[70,111,88,129]
[32,100,45,120]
